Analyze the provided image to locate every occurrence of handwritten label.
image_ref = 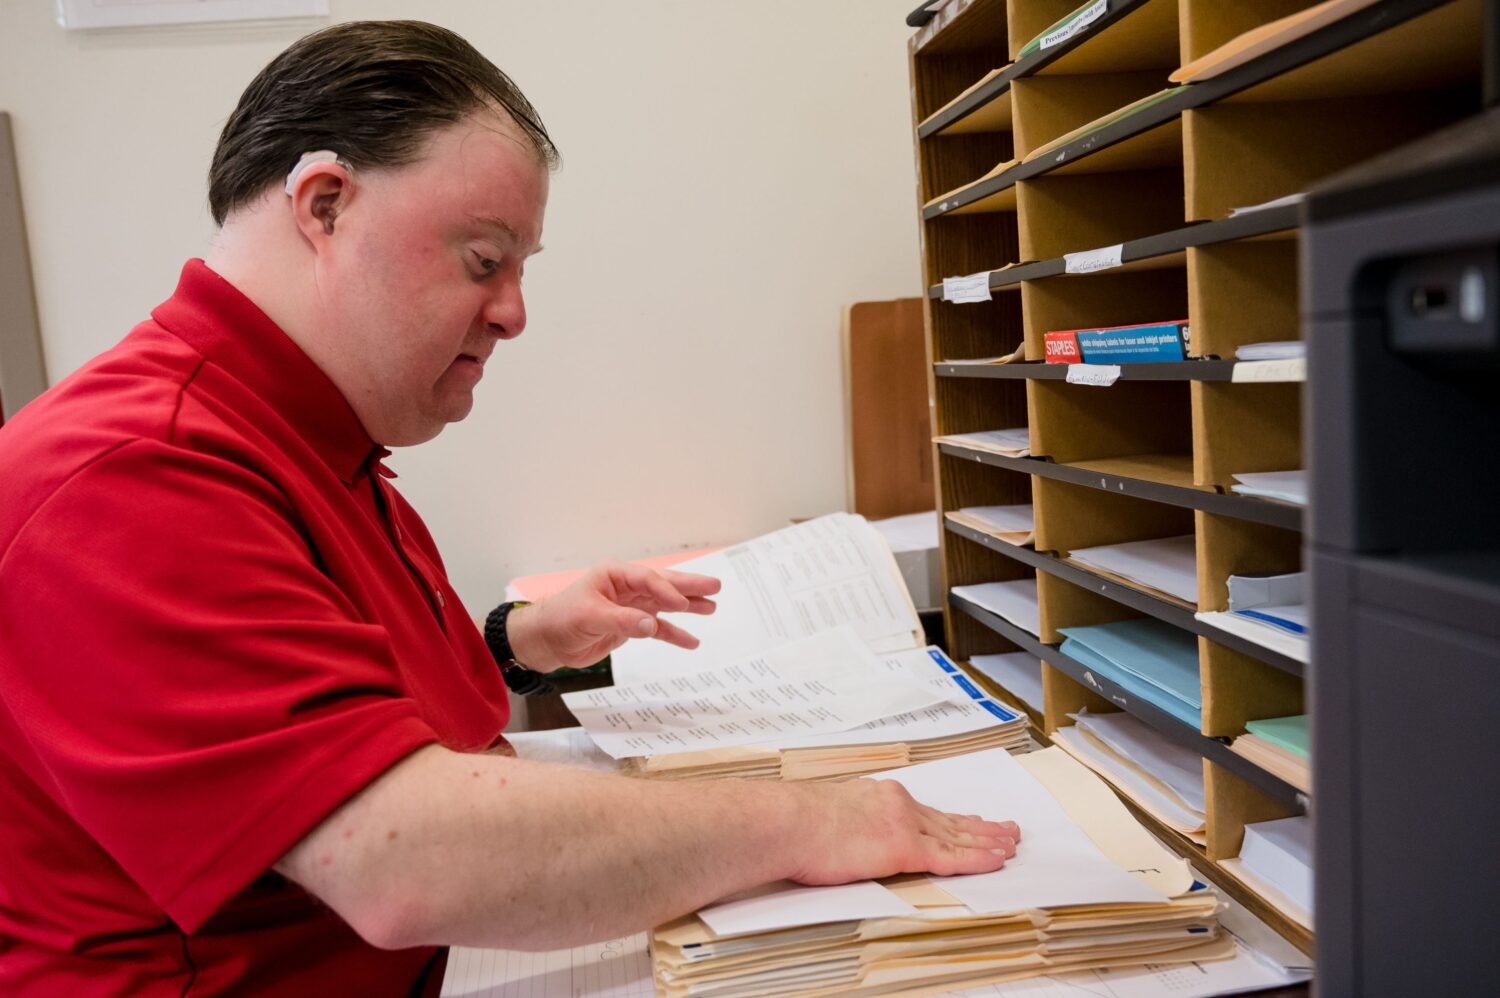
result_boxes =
[1232,357,1306,383]
[942,272,993,303]
[1041,0,1108,51]
[1065,243,1124,274]
[1066,363,1122,386]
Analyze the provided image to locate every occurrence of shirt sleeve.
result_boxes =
[0,438,441,933]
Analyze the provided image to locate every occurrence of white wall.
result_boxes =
[0,1,925,611]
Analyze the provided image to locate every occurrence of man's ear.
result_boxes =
[288,162,353,248]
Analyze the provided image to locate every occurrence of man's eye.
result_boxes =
[477,256,499,273]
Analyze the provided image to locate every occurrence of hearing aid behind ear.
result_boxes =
[283,150,349,195]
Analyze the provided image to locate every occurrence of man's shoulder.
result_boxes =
[0,320,215,544]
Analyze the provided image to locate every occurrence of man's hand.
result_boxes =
[505,560,721,672]
[786,778,1020,885]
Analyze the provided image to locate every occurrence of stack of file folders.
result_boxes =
[1051,710,1207,845]
[1230,715,1309,794]
[649,748,1230,997]
[1057,619,1202,728]
[613,644,1029,783]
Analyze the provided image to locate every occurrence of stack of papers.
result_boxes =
[617,644,1028,782]
[1230,715,1310,793]
[946,504,1035,546]
[1235,340,1305,361]
[610,513,924,685]
[952,579,1041,637]
[1058,619,1203,728]
[444,733,1309,998]
[1229,470,1307,506]
[968,651,1044,715]
[1067,534,1199,606]
[1051,711,1207,844]
[935,428,1031,458]
[1196,571,1309,663]
[1221,816,1313,930]
[650,748,1229,997]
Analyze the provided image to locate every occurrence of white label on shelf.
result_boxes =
[1232,357,1307,383]
[1066,363,1122,387]
[1041,0,1109,51]
[942,272,993,303]
[1064,243,1124,274]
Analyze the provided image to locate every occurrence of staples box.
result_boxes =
[1043,330,1082,363]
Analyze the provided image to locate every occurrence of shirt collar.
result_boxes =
[152,260,378,484]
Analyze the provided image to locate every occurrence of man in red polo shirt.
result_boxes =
[0,20,1020,995]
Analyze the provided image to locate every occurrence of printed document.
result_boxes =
[610,513,921,684]
[565,629,942,759]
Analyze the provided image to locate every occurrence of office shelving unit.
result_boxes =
[908,0,1484,955]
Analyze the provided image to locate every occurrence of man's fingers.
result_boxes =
[919,835,1010,877]
[650,616,701,650]
[683,596,717,615]
[611,565,692,613]
[653,569,722,597]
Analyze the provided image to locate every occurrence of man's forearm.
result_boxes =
[277,745,808,950]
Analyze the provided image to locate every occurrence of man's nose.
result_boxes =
[483,279,526,340]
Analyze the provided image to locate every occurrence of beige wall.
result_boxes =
[0,1,924,610]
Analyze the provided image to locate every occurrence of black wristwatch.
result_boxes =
[483,601,555,696]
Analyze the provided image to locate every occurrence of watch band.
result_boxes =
[483,601,555,697]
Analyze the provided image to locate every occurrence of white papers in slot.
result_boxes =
[952,579,1041,636]
[1235,340,1305,361]
[1071,711,1206,813]
[1068,534,1198,605]
[609,513,922,684]
[565,629,942,759]
[1239,816,1313,915]
[969,652,1044,713]
[936,427,1032,457]
[947,504,1035,546]
[1227,571,1304,610]
[1196,610,1310,664]
[1229,469,1307,505]
[1052,727,1206,844]
[1228,191,1306,217]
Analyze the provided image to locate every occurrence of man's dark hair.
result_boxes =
[207,20,558,225]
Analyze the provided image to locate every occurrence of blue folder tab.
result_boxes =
[1058,618,1202,728]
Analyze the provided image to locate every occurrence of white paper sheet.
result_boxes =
[1240,816,1313,914]
[1196,611,1310,664]
[954,505,1035,535]
[1068,535,1198,604]
[441,935,653,998]
[870,511,940,554]
[937,428,1032,457]
[888,749,1168,914]
[609,513,921,684]
[968,652,1044,713]
[1050,729,1205,839]
[1235,340,1305,361]
[1072,711,1206,813]
[566,629,942,759]
[698,879,916,938]
[505,727,618,773]
[770,647,1024,749]
[1229,469,1307,505]
[952,579,1041,636]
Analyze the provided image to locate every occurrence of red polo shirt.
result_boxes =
[0,261,511,995]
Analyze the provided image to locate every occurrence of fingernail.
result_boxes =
[637,617,656,637]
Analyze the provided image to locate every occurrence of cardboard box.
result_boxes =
[1046,320,1190,363]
